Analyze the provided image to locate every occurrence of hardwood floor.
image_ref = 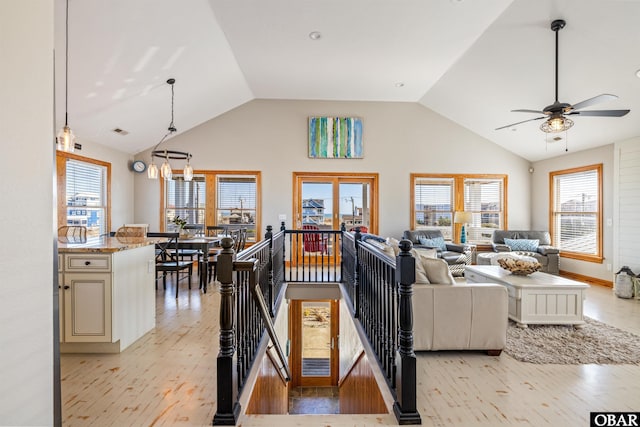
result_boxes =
[61,274,640,426]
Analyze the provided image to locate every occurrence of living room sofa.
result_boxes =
[491,230,560,275]
[359,234,508,355]
[402,229,471,277]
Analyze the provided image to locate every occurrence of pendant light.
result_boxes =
[148,78,193,181]
[56,0,76,152]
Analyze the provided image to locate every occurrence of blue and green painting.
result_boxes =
[308,117,363,159]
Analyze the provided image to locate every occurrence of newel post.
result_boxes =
[213,237,240,425]
[393,239,422,425]
[265,225,274,317]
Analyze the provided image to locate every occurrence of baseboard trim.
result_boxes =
[559,270,612,288]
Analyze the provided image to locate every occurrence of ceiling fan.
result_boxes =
[496,19,630,133]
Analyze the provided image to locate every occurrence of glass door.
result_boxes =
[290,299,339,387]
[294,172,377,228]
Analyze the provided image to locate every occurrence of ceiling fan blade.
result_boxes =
[495,116,546,131]
[571,94,618,111]
[567,109,630,117]
[511,109,546,114]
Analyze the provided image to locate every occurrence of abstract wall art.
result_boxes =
[308,116,363,159]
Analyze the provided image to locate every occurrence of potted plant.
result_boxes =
[172,215,187,237]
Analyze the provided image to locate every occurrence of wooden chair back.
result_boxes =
[58,225,87,243]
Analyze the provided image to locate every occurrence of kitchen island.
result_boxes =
[58,236,158,353]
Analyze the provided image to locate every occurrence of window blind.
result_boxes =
[216,176,257,227]
[414,178,454,239]
[165,175,206,229]
[552,167,600,256]
[65,158,107,236]
[464,178,504,242]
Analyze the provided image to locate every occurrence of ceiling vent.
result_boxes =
[113,128,129,136]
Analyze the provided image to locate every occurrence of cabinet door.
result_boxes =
[58,273,65,343]
[63,273,112,342]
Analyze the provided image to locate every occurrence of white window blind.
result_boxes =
[65,158,107,237]
[165,175,206,230]
[464,178,504,242]
[552,166,601,256]
[217,175,257,241]
[414,178,454,239]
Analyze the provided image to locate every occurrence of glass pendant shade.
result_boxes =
[57,126,75,152]
[540,116,574,133]
[183,162,193,182]
[147,162,158,179]
[160,159,173,180]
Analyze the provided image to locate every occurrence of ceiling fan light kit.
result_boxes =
[496,19,630,136]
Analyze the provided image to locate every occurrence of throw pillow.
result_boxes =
[368,240,396,258]
[418,236,447,251]
[504,238,539,252]
[410,249,430,284]
[421,257,455,285]
[386,237,400,256]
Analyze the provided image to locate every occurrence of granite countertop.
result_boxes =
[58,236,161,253]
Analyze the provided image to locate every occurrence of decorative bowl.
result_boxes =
[497,258,542,276]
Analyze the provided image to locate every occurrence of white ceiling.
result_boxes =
[54,0,640,162]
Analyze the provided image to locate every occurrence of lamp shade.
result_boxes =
[454,211,472,224]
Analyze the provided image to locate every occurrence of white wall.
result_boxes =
[0,1,55,425]
[73,142,135,229]
[532,144,615,281]
[134,99,532,238]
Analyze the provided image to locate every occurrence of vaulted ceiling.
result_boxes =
[54,0,640,162]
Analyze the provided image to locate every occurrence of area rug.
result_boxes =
[504,317,640,364]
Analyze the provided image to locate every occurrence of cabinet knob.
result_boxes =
[63,285,70,290]
[84,261,91,266]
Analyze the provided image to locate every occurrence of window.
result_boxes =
[164,175,206,231]
[463,178,505,242]
[216,175,258,242]
[413,177,454,239]
[550,164,602,262]
[411,174,507,243]
[57,152,111,237]
[161,171,261,243]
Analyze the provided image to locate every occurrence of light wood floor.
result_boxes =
[61,274,640,426]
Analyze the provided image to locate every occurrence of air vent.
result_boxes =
[113,128,129,136]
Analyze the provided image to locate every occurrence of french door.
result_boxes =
[293,172,378,234]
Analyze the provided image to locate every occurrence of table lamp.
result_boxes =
[454,211,473,244]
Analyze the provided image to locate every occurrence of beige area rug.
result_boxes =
[505,317,640,364]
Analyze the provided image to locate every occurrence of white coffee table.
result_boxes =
[465,265,589,328]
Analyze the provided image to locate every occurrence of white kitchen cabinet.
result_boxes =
[59,242,156,353]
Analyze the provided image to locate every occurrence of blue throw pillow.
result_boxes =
[418,236,447,251]
[504,238,539,252]
[361,233,386,243]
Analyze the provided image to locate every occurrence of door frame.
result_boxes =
[292,172,379,234]
[289,299,340,387]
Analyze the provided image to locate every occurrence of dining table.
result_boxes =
[177,236,221,292]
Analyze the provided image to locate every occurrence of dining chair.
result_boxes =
[206,227,248,284]
[147,232,193,298]
[58,225,87,243]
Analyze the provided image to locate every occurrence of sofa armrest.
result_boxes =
[445,242,466,253]
[538,245,559,255]
[492,243,511,252]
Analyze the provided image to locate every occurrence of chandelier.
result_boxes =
[147,78,193,181]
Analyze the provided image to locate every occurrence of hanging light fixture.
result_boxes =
[540,113,574,133]
[147,78,193,181]
[56,0,76,152]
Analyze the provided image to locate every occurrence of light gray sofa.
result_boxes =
[412,281,507,354]
[358,234,508,355]
[491,230,560,275]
